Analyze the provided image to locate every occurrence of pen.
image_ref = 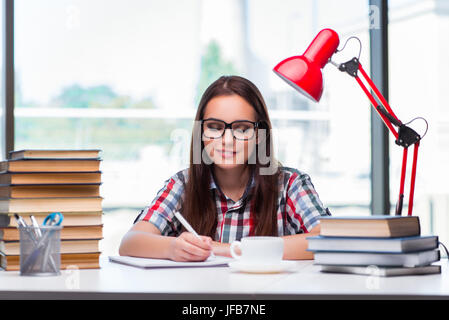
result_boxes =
[14,214,28,228]
[173,211,215,259]
[30,215,42,238]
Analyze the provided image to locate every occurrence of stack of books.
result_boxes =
[307,216,441,276]
[0,149,103,271]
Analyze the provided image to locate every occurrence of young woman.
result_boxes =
[119,75,330,261]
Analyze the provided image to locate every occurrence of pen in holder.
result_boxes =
[19,225,62,276]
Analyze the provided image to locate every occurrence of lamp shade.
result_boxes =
[273,28,340,102]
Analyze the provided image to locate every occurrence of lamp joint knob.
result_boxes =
[338,57,359,77]
[395,125,421,148]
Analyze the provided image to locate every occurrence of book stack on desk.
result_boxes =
[0,149,103,271]
[307,216,441,276]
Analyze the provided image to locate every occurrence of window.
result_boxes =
[389,0,449,245]
[254,0,372,218]
[15,0,372,255]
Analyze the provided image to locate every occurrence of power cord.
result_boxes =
[439,241,449,260]
[403,116,429,140]
[336,36,362,60]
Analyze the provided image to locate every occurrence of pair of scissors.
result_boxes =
[43,212,64,226]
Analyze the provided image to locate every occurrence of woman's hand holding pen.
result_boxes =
[169,232,213,262]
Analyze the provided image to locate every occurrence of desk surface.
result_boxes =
[1,256,448,299]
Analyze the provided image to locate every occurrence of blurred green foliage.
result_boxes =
[195,40,237,105]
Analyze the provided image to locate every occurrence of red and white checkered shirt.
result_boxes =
[134,167,330,242]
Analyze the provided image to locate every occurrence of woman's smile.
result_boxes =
[216,149,237,159]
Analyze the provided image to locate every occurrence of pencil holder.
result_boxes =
[19,225,62,276]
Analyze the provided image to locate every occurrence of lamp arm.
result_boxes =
[358,62,421,148]
[354,75,399,139]
[333,57,421,216]
[336,58,422,147]
[335,58,400,121]
[408,141,420,216]
[357,62,401,122]
[335,57,399,139]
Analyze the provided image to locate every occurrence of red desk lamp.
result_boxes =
[274,28,425,216]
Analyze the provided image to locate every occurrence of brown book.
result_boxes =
[0,224,103,241]
[0,196,103,213]
[319,216,420,238]
[0,159,101,172]
[0,211,103,228]
[0,184,101,198]
[9,149,101,160]
[0,171,102,184]
[1,252,101,271]
[1,239,101,255]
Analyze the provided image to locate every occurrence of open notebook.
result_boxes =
[109,255,232,269]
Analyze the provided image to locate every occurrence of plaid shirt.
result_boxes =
[134,167,330,243]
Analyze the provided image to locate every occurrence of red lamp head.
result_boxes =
[273,28,340,102]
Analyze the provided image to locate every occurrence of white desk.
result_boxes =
[0,256,448,299]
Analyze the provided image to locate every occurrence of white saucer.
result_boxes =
[228,260,298,274]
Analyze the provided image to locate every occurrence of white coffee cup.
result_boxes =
[230,236,284,263]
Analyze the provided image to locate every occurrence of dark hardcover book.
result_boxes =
[314,249,440,267]
[319,264,441,277]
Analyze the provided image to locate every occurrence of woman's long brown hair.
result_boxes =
[181,76,280,240]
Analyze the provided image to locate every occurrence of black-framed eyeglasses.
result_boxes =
[201,118,259,141]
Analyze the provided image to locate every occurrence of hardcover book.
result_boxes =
[319,216,420,238]
[0,184,101,198]
[313,249,440,268]
[1,252,101,271]
[307,235,439,253]
[0,159,101,173]
[0,197,103,213]
[9,149,101,160]
[319,264,441,277]
[0,211,103,228]
[0,224,103,241]
[0,171,102,185]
